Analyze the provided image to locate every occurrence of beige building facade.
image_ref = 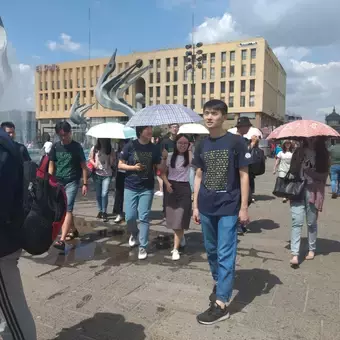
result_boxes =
[35,37,286,135]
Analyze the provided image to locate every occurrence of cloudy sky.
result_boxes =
[1,0,339,120]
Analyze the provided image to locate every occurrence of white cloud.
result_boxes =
[191,0,340,120]
[47,33,81,52]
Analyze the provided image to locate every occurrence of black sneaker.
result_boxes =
[102,212,108,222]
[97,212,103,219]
[197,302,230,325]
[331,193,337,199]
[209,284,217,302]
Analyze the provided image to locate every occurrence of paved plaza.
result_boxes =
[18,159,340,340]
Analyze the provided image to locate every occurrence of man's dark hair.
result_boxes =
[55,121,71,134]
[1,121,15,130]
[203,99,228,115]
[136,126,148,138]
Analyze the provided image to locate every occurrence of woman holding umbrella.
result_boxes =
[267,120,337,266]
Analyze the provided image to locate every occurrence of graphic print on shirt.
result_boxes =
[56,151,73,178]
[203,149,229,191]
[133,151,153,179]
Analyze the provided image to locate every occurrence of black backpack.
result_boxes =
[249,147,266,176]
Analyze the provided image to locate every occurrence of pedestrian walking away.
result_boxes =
[0,127,36,339]
[162,134,192,261]
[328,140,340,198]
[192,99,251,325]
[118,126,165,260]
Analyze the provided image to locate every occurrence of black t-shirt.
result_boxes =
[192,133,251,216]
[121,140,161,191]
[49,140,86,184]
[161,138,176,153]
[15,142,31,162]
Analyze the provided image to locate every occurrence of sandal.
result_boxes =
[305,251,315,260]
[53,240,65,251]
[65,230,79,241]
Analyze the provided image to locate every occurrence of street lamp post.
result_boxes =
[184,42,203,109]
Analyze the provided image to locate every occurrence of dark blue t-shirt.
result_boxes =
[121,140,161,191]
[192,133,252,216]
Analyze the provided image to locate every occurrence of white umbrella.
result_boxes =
[86,122,136,139]
[126,104,202,127]
[228,126,263,140]
[178,123,209,135]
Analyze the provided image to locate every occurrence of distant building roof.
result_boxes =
[326,107,340,123]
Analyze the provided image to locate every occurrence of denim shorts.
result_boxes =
[63,180,80,212]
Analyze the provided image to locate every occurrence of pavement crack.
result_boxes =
[303,284,309,313]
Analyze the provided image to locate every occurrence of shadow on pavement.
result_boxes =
[253,194,276,201]
[51,312,146,340]
[229,269,282,315]
[247,219,280,233]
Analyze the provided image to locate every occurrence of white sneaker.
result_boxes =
[129,235,139,247]
[171,249,180,261]
[138,248,148,260]
[180,236,186,248]
[114,214,123,223]
[158,192,164,197]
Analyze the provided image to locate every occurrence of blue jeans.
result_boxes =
[330,164,340,194]
[64,180,80,212]
[124,188,153,249]
[94,175,111,213]
[290,190,318,256]
[200,213,238,303]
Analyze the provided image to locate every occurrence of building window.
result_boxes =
[202,83,206,95]
[210,67,215,80]
[251,48,257,59]
[57,104,60,110]
[166,99,170,104]
[182,70,188,81]
[156,86,161,97]
[229,81,234,93]
[210,82,214,94]
[125,87,129,95]
[249,95,255,107]
[166,58,170,67]
[250,64,256,76]
[241,80,246,92]
[156,59,161,68]
[82,78,85,87]
[156,99,160,105]
[166,71,170,82]
[174,57,178,67]
[220,95,225,102]
[69,80,73,88]
[149,60,154,67]
[221,81,226,93]
[157,72,161,83]
[241,49,247,60]
[241,65,247,77]
[202,54,207,64]
[229,96,234,108]
[173,71,178,82]
[90,90,94,97]
[149,87,154,97]
[64,92,67,99]
[221,66,226,78]
[230,51,235,61]
[83,91,86,98]
[201,97,206,108]
[173,85,178,96]
[183,84,188,96]
[40,82,43,91]
[45,93,48,100]
[250,79,255,92]
[202,68,207,80]
[210,53,215,63]
[229,65,235,77]
[77,79,80,88]
[174,98,177,104]
[52,81,55,90]
[57,93,61,99]
[166,86,170,96]
[149,98,154,106]
[40,105,43,111]
[191,84,195,96]
[65,104,68,111]
[221,52,227,62]
[149,73,154,84]
[57,80,60,89]
[240,95,246,107]
[183,98,188,106]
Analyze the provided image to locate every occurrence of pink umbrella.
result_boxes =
[266,120,340,140]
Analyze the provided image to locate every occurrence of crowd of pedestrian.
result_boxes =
[0,98,338,338]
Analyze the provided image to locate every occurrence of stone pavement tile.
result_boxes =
[304,288,340,322]
[148,311,279,340]
[241,306,321,340]
[35,322,58,340]
[18,256,58,277]
[271,283,308,312]
[126,280,210,315]
[321,320,340,340]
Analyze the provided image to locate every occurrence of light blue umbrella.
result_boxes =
[126,104,203,127]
